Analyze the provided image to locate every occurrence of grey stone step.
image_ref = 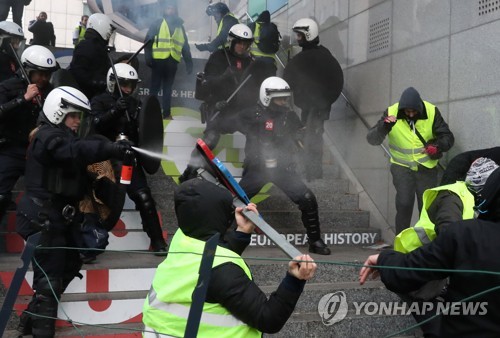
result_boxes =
[3,323,145,337]
[265,312,419,338]
[152,191,359,213]
[244,246,379,285]
[159,210,371,231]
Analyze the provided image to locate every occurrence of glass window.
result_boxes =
[248,0,266,20]
[267,0,288,14]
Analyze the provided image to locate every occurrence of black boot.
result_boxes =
[309,238,331,255]
[299,190,330,255]
[133,188,168,256]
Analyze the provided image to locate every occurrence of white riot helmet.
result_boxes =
[87,13,115,41]
[228,23,253,53]
[292,18,319,42]
[0,21,24,51]
[0,21,24,39]
[259,76,292,107]
[465,157,499,193]
[21,45,58,73]
[107,63,140,93]
[43,86,91,125]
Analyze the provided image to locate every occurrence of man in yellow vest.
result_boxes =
[72,14,88,46]
[359,166,500,337]
[391,157,498,337]
[195,2,238,53]
[145,0,193,119]
[142,178,317,337]
[367,87,454,235]
[248,10,280,75]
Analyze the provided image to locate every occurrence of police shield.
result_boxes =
[138,95,163,174]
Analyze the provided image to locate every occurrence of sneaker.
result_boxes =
[308,239,331,255]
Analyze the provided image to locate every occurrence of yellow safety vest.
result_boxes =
[250,22,276,60]
[217,13,238,49]
[75,25,86,45]
[142,229,262,338]
[387,101,438,171]
[152,20,185,62]
[394,182,475,253]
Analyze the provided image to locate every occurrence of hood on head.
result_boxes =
[398,87,423,117]
[257,10,270,23]
[174,178,234,241]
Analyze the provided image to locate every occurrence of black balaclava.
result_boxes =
[398,87,424,120]
[174,178,234,241]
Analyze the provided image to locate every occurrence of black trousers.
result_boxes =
[150,58,178,118]
[0,145,27,220]
[0,0,24,27]
[390,164,439,235]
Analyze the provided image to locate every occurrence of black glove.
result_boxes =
[115,97,129,112]
[105,140,132,160]
[382,116,397,131]
[195,43,209,52]
[215,100,228,111]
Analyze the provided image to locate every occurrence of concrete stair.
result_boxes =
[0,117,419,337]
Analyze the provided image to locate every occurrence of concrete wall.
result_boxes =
[232,0,500,239]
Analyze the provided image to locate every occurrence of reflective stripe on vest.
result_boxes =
[142,229,261,338]
[394,182,475,253]
[250,22,276,60]
[387,101,438,171]
[152,20,185,61]
[217,13,238,49]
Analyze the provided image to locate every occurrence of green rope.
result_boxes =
[10,245,500,337]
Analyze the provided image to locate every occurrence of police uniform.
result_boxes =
[91,92,167,251]
[237,103,330,255]
[0,76,52,222]
[69,28,110,100]
[16,121,122,337]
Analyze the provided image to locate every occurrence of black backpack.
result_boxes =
[256,22,281,54]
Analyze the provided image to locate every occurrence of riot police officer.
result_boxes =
[237,76,331,255]
[90,63,168,254]
[180,23,274,182]
[0,20,25,82]
[16,86,132,337]
[0,45,56,227]
[69,13,115,100]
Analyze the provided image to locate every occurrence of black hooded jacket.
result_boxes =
[367,87,455,156]
[379,217,500,337]
[171,178,307,333]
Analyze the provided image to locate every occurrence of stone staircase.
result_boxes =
[0,115,420,337]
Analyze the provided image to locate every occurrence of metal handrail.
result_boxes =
[340,92,392,158]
